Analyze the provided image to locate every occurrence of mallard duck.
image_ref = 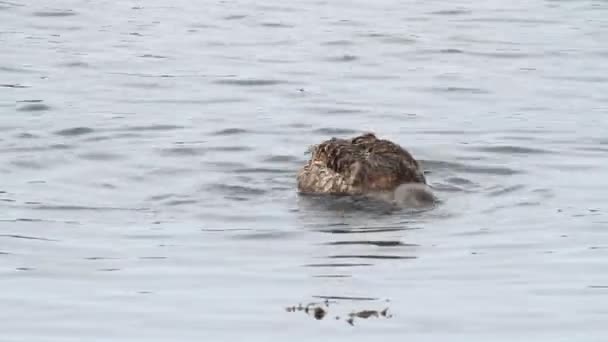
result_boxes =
[297,133,428,198]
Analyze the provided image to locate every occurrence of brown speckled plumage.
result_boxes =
[297,133,426,195]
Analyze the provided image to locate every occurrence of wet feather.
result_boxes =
[297,133,426,195]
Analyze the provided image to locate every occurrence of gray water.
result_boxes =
[2,0,608,341]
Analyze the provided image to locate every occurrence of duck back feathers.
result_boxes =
[297,133,426,195]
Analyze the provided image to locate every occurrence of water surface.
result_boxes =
[1,0,608,341]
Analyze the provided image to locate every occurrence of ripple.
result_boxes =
[139,256,167,260]
[0,66,36,73]
[324,240,416,247]
[214,78,287,86]
[233,167,290,174]
[204,161,247,173]
[61,61,90,68]
[304,263,372,268]
[120,124,184,132]
[379,36,417,45]
[430,9,472,15]
[201,228,253,232]
[315,227,418,234]
[55,127,95,136]
[313,128,360,136]
[260,22,293,28]
[0,144,71,153]
[328,254,416,260]
[321,40,354,46]
[0,83,29,88]
[210,128,249,136]
[16,267,34,271]
[138,54,168,59]
[122,82,165,89]
[330,19,364,27]
[262,155,299,163]
[544,75,608,84]
[0,234,58,242]
[165,199,198,206]
[312,295,379,301]
[486,184,526,197]
[206,146,252,152]
[421,160,521,175]
[462,17,559,24]
[325,55,358,62]
[439,48,464,54]
[428,86,489,94]
[223,14,247,20]
[32,204,148,211]
[16,101,51,112]
[467,51,532,59]
[84,133,142,142]
[78,152,124,161]
[159,147,206,156]
[11,160,45,169]
[32,10,77,17]
[473,145,553,154]
[0,1,24,8]
[445,177,478,186]
[232,230,295,240]
[304,107,366,116]
[207,184,267,196]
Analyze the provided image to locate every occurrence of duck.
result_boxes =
[297,132,434,207]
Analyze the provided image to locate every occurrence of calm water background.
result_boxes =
[2,0,608,341]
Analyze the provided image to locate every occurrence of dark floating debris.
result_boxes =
[285,299,392,325]
[285,300,330,320]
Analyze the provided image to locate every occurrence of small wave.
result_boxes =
[210,128,249,136]
[32,10,77,17]
[486,184,526,197]
[303,263,372,268]
[0,83,29,88]
[324,240,416,247]
[138,54,168,59]
[120,124,184,132]
[0,234,58,241]
[231,230,296,240]
[233,167,290,174]
[207,184,267,196]
[429,86,490,94]
[60,61,90,68]
[78,152,124,161]
[473,145,553,154]
[159,147,206,157]
[214,78,287,86]
[223,14,247,20]
[327,254,416,260]
[313,128,359,136]
[260,22,294,28]
[55,127,95,136]
[421,160,521,175]
[325,55,358,62]
[314,227,419,234]
[312,295,379,301]
[430,9,472,16]
[321,40,354,46]
[16,101,51,112]
[262,155,300,163]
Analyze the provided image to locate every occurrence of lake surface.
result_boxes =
[2,0,608,341]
